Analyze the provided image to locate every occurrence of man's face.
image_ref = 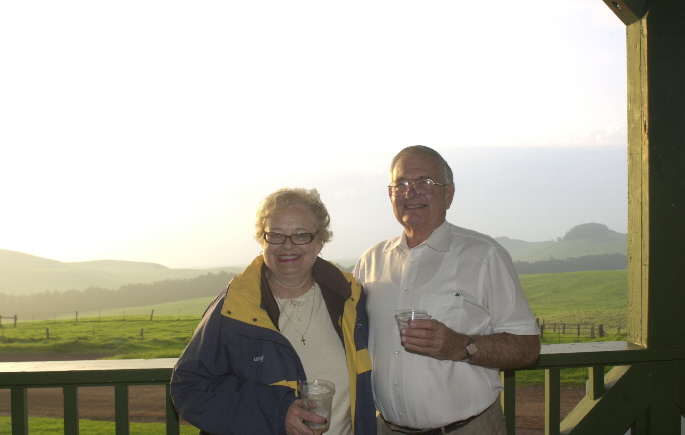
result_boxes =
[389,153,455,236]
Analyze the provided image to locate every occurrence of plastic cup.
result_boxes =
[395,309,432,333]
[298,379,335,432]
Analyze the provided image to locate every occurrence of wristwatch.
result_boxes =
[464,335,478,361]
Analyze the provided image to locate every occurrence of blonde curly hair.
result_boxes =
[254,187,332,245]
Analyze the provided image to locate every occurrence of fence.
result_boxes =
[0,315,18,328]
[537,319,622,341]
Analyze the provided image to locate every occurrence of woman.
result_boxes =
[171,188,375,435]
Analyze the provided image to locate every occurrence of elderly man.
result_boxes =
[354,145,540,435]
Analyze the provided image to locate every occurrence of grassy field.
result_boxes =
[2,269,628,357]
[0,416,198,434]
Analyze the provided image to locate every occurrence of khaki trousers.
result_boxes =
[377,400,507,435]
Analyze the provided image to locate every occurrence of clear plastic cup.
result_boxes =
[395,309,432,333]
[298,379,335,432]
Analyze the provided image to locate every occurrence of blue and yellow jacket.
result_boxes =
[171,256,375,435]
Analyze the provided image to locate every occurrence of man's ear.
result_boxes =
[445,184,456,209]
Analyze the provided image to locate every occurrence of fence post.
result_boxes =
[599,324,605,337]
[577,324,581,340]
[14,315,18,327]
[75,311,78,323]
[591,325,595,339]
[140,328,144,338]
[150,310,154,321]
[46,328,50,339]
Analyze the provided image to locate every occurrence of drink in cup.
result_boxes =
[395,309,432,333]
[299,379,335,432]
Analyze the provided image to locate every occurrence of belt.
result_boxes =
[384,403,490,435]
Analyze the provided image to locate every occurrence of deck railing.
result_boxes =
[2,342,685,434]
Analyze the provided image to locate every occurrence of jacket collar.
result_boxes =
[225,255,351,343]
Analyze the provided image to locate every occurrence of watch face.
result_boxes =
[467,342,478,355]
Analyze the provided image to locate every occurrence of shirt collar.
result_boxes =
[384,220,452,254]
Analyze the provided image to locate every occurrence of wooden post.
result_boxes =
[75,311,78,323]
[150,310,154,321]
[140,328,144,338]
[46,328,50,339]
[14,315,17,327]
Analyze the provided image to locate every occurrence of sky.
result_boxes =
[0,1,628,269]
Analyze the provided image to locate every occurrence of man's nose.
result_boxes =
[404,183,422,199]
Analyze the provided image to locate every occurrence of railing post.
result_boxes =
[10,388,28,435]
[500,370,516,435]
[63,386,79,434]
[544,369,561,435]
[114,385,130,435]
[588,366,605,400]
[166,384,181,435]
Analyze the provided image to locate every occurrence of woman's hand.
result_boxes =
[285,400,328,435]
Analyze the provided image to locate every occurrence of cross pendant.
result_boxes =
[301,337,306,345]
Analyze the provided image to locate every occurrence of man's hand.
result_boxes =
[285,400,327,435]
[400,319,465,360]
[400,320,541,369]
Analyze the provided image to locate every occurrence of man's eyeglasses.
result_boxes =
[388,178,449,197]
[263,232,318,245]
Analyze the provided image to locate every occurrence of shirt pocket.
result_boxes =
[422,293,464,331]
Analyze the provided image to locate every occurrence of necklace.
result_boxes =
[273,285,315,345]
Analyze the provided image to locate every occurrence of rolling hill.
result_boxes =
[1,223,627,296]
[496,223,626,262]
[0,249,244,296]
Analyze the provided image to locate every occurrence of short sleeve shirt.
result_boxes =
[353,221,539,428]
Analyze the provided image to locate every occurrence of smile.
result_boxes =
[278,254,301,262]
[406,204,427,209]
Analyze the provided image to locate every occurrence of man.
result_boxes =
[354,146,540,435]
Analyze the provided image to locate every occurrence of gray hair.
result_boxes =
[390,145,454,185]
[255,187,332,244]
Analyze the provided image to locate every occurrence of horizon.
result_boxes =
[1,1,628,269]
[1,219,627,270]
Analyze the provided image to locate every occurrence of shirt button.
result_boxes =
[394,383,399,388]
[399,413,404,418]
[395,351,400,354]
[404,288,408,292]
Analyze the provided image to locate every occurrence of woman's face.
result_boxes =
[262,205,323,284]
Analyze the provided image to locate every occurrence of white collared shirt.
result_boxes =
[353,221,539,428]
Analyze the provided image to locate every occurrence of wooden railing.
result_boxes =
[0,358,179,435]
[2,343,685,434]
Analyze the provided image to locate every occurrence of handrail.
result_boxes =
[2,343,685,434]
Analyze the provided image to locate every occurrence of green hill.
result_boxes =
[63,270,628,328]
[0,249,244,295]
[496,223,626,262]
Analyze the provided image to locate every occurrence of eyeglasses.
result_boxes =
[388,178,449,197]
[263,231,318,245]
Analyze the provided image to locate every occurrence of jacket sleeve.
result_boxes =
[170,291,297,435]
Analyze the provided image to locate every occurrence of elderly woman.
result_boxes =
[171,188,375,435]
